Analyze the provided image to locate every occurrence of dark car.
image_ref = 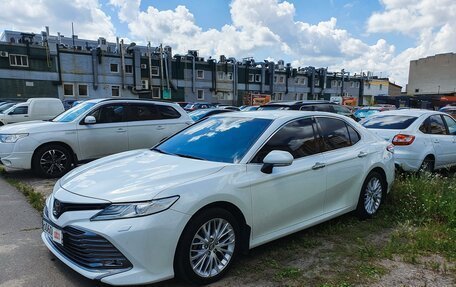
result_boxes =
[259,100,354,118]
[184,102,217,112]
[439,106,456,119]
[188,108,235,121]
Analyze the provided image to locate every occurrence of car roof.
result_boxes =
[371,109,444,117]
[263,100,331,106]
[210,110,344,121]
[84,98,179,105]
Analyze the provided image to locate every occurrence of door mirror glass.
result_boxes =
[261,150,293,174]
[84,115,96,124]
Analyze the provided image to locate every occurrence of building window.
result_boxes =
[111,85,120,97]
[338,81,343,87]
[218,72,224,80]
[125,65,133,74]
[278,76,285,84]
[274,76,277,83]
[141,80,149,90]
[415,88,419,93]
[274,92,283,101]
[350,82,355,88]
[314,79,320,86]
[110,63,119,73]
[151,66,159,76]
[63,84,74,97]
[197,70,204,79]
[227,72,233,80]
[197,89,204,100]
[300,78,306,85]
[255,74,261,82]
[9,54,28,67]
[249,74,255,82]
[379,84,383,90]
[356,82,360,88]
[78,84,88,97]
[367,83,371,89]
[152,87,160,99]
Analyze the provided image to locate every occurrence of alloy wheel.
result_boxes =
[40,149,68,176]
[189,218,236,278]
[364,177,382,215]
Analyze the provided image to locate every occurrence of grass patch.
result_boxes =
[0,167,45,212]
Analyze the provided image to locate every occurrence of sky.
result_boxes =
[1,0,455,90]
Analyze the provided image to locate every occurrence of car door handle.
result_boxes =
[116,128,126,133]
[156,125,165,130]
[358,151,368,158]
[433,139,439,143]
[312,162,326,170]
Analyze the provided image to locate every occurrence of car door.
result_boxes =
[6,105,29,123]
[426,115,453,168]
[442,115,456,166]
[247,117,327,240]
[314,117,367,213]
[77,103,128,160]
[127,103,186,150]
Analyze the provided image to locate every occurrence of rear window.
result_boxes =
[362,115,417,129]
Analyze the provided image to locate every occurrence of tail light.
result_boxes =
[386,144,395,153]
[392,134,415,145]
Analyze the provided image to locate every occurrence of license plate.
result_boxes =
[43,220,63,245]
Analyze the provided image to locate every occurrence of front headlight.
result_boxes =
[90,196,179,221]
[0,133,28,143]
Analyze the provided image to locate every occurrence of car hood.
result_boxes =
[59,149,227,203]
[0,120,73,133]
[367,129,404,142]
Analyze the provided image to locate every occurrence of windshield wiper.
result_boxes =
[174,153,205,160]
[151,147,171,155]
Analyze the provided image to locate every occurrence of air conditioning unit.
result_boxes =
[140,64,147,69]
[0,51,8,57]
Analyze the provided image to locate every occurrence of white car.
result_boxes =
[42,111,394,285]
[361,109,456,171]
[0,99,192,177]
[0,98,64,125]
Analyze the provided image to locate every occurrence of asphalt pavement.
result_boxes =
[0,176,94,287]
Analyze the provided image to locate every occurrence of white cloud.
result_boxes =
[0,0,116,41]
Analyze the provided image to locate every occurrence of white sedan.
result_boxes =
[42,111,394,285]
[361,109,456,171]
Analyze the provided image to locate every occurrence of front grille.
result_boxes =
[50,226,132,270]
[53,199,110,219]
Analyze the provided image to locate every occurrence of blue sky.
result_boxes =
[1,0,455,87]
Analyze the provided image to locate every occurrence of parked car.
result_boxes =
[188,108,235,121]
[361,109,456,172]
[184,102,216,111]
[0,99,193,177]
[42,111,394,285]
[240,106,260,111]
[439,105,456,119]
[0,98,64,125]
[218,106,240,111]
[177,102,192,108]
[259,101,354,118]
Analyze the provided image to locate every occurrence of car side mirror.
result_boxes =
[84,115,96,124]
[261,150,293,174]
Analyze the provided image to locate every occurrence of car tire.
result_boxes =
[175,207,240,285]
[356,171,386,219]
[419,156,434,173]
[32,144,73,178]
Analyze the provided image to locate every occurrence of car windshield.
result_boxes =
[0,103,15,113]
[362,115,418,129]
[52,102,96,122]
[354,109,381,118]
[188,110,211,121]
[155,117,272,163]
[184,103,195,109]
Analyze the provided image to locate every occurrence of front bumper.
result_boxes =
[0,150,34,169]
[42,202,191,285]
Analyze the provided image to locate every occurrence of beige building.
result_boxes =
[407,53,456,96]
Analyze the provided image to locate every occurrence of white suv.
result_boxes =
[362,109,456,171]
[0,99,193,177]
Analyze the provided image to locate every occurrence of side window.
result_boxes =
[127,104,161,121]
[10,106,28,115]
[419,118,429,133]
[157,105,181,119]
[316,117,352,151]
[252,118,319,163]
[428,115,447,135]
[89,104,126,123]
[333,105,350,114]
[347,124,361,144]
[314,104,332,112]
[443,115,456,135]
[299,105,314,111]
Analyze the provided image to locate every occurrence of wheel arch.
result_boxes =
[31,141,78,167]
